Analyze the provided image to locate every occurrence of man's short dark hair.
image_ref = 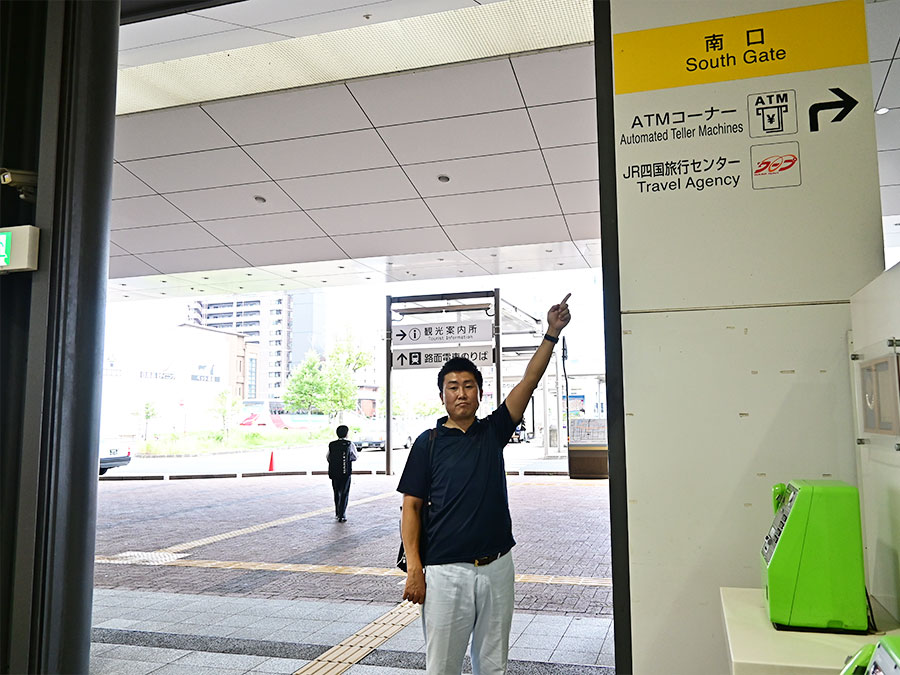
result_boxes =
[437,357,483,392]
[336,425,349,438]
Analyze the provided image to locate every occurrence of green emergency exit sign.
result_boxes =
[0,226,39,273]
[0,231,10,267]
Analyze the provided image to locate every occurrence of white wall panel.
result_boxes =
[623,304,857,673]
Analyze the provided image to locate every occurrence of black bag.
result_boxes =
[327,439,352,480]
[397,429,436,572]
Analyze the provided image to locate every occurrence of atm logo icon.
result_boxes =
[748,89,798,138]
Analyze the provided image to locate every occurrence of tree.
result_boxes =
[141,402,157,441]
[283,351,326,413]
[320,341,373,418]
[212,390,241,442]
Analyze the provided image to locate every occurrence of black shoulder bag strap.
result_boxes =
[397,428,437,572]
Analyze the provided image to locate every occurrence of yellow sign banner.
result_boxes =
[613,0,868,94]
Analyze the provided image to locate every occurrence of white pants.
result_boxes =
[421,552,515,675]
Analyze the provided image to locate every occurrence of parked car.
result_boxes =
[99,438,132,475]
[342,413,416,451]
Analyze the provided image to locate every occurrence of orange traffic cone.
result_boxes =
[268,451,274,472]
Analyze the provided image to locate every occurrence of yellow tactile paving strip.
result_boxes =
[157,492,397,554]
[292,601,420,675]
[149,557,612,587]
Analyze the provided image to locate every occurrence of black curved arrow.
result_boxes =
[808,88,858,132]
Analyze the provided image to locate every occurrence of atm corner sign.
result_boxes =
[0,226,40,273]
[613,0,868,94]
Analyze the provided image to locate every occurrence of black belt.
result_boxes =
[473,550,509,567]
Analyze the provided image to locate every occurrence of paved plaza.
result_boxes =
[91,473,614,674]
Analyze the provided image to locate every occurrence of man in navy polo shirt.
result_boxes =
[398,293,572,675]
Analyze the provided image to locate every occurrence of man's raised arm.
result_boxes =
[505,293,572,422]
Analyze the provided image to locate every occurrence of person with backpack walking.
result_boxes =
[327,424,358,522]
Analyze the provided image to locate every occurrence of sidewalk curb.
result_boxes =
[99,470,574,482]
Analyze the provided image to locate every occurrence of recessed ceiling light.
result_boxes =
[876,107,890,115]
[437,175,450,183]
[254,195,267,203]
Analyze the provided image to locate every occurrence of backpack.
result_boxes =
[327,439,352,479]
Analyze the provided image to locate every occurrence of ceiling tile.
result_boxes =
[426,185,560,225]
[473,255,588,274]
[201,211,324,245]
[565,212,600,240]
[529,100,597,148]
[556,180,600,214]
[165,182,299,221]
[111,223,223,254]
[543,144,599,183]
[511,45,595,106]
[883,185,900,216]
[876,108,900,151]
[194,0,394,28]
[208,277,309,293]
[262,259,377,277]
[334,227,453,257]
[230,237,348,266]
[170,267,282,284]
[307,198,437,235]
[361,249,474,273]
[110,273,197,291]
[119,28,285,68]
[139,246,251,274]
[866,1,900,61]
[872,60,891,110]
[879,149,900,185]
[348,57,523,126]
[114,106,235,161]
[877,62,900,109]
[118,13,230,50]
[260,0,471,38]
[279,167,418,209]
[124,147,270,193]
[111,164,155,199]
[463,240,581,263]
[203,83,371,145]
[379,109,538,164]
[445,216,570,249]
[404,150,551,197]
[109,196,190,230]
[108,255,161,278]
[245,129,396,179]
[109,242,130,256]
[384,261,488,281]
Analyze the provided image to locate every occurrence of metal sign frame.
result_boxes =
[385,289,501,475]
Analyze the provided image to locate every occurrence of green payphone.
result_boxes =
[761,480,869,632]
[841,636,900,674]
